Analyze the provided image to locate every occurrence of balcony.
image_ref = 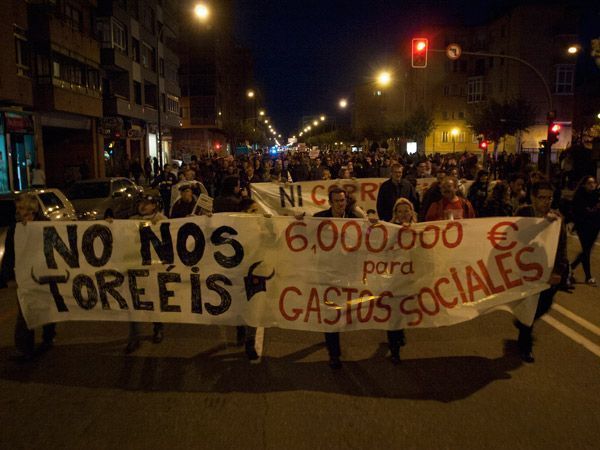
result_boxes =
[101,48,131,72]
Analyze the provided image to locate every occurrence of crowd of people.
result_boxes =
[1,147,598,368]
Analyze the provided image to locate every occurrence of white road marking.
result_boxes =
[542,315,600,358]
[552,303,600,336]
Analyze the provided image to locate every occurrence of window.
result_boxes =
[442,111,449,120]
[133,81,142,104]
[112,20,127,51]
[555,65,574,94]
[467,77,483,103]
[141,42,155,70]
[132,38,140,63]
[87,70,100,90]
[458,111,465,119]
[142,7,155,33]
[64,2,82,31]
[14,27,30,77]
[441,131,449,143]
[443,85,450,96]
[159,58,165,77]
[167,95,179,114]
[457,132,466,143]
[36,54,51,83]
[144,82,157,108]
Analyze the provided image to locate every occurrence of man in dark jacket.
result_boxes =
[170,183,197,218]
[376,163,420,222]
[513,180,568,363]
[314,187,362,370]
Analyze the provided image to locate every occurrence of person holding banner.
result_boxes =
[386,197,420,364]
[0,193,56,361]
[125,195,167,353]
[314,187,362,370]
[170,183,197,218]
[513,181,568,363]
[376,163,420,222]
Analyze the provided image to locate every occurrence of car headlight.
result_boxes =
[77,210,101,220]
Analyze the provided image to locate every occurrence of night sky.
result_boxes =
[233,0,593,136]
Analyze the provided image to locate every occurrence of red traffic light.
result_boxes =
[412,38,428,68]
[479,140,488,150]
[547,122,560,145]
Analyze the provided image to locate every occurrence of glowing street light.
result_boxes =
[377,71,392,87]
[264,119,269,124]
[567,46,579,54]
[194,3,210,22]
[259,110,265,116]
[313,120,319,126]
[320,115,325,121]
[451,127,460,152]
[339,99,348,109]
[247,89,255,98]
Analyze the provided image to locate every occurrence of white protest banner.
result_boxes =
[251,179,382,216]
[15,216,559,331]
[251,178,475,216]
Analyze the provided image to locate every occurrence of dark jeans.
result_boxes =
[129,322,163,341]
[387,330,405,357]
[324,332,340,358]
[15,305,56,356]
[516,286,558,352]
[571,226,599,280]
[325,330,405,359]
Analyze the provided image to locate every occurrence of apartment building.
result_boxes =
[97,0,181,175]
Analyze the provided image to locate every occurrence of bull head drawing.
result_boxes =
[244,261,275,302]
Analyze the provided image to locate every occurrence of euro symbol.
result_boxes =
[487,221,519,250]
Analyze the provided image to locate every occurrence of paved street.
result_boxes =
[0,238,599,450]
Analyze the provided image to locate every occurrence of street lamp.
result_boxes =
[377,71,392,87]
[451,127,460,152]
[157,2,210,168]
[194,3,210,22]
[339,98,348,109]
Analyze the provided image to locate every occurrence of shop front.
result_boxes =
[0,111,36,193]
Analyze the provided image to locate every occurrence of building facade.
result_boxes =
[97,0,181,175]
[352,3,584,159]
[174,0,259,159]
[0,0,34,192]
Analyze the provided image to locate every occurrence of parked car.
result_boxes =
[66,177,144,220]
[0,188,76,275]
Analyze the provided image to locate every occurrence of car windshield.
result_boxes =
[38,192,65,210]
[67,182,110,199]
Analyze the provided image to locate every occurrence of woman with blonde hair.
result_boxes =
[392,197,417,225]
[386,197,417,364]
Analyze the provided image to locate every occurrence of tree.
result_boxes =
[467,97,537,154]
[403,107,435,154]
